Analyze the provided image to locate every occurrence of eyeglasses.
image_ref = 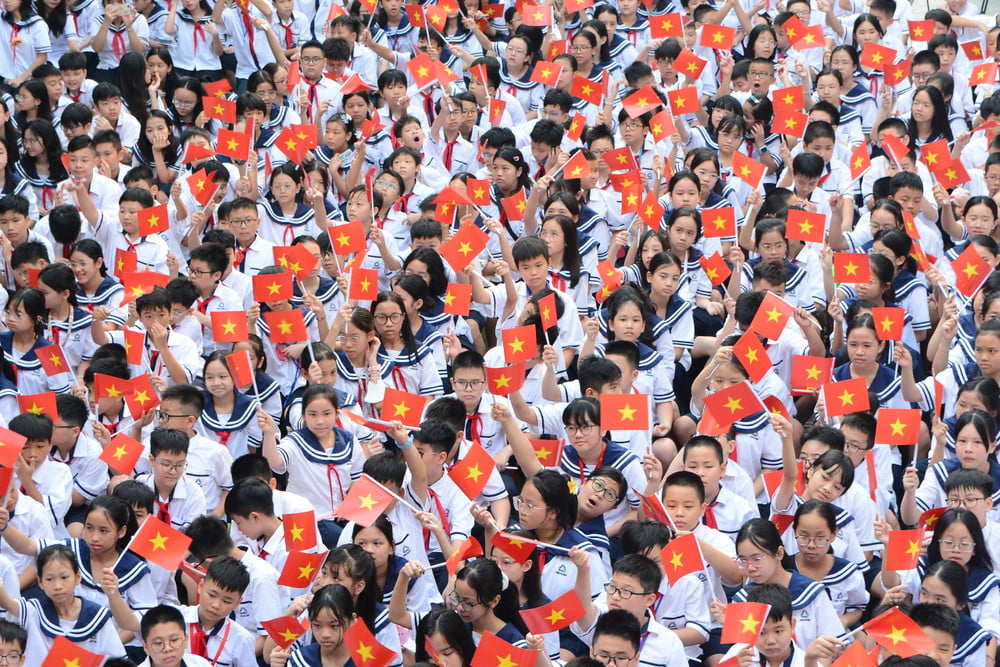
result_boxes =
[256,90,277,99]
[589,478,619,503]
[375,180,399,190]
[153,458,187,473]
[512,496,548,512]
[758,242,787,252]
[158,410,192,421]
[736,554,769,567]
[453,379,485,390]
[844,440,872,454]
[148,636,185,653]
[0,654,23,664]
[939,539,976,553]
[603,582,650,600]
[507,47,527,55]
[173,99,196,108]
[795,535,831,547]
[337,334,362,343]
[229,218,258,227]
[374,313,404,324]
[947,496,986,508]
[748,70,773,78]
[593,652,636,667]
[447,591,482,611]
[187,266,214,277]
[620,122,643,131]
[565,423,597,436]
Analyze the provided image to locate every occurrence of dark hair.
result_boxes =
[224,478,275,519]
[231,453,274,484]
[746,583,793,622]
[326,545,379,630]
[0,620,27,651]
[927,508,992,571]
[88,495,138,552]
[149,427,189,458]
[592,609,640,650]
[307,583,354,624]
[793,499,838,536]
[909,603,960,640]
[809,450,855,491]
[37,543,79,577]
[736,518,784,557]
[9,413,52,443]
[140,604,186,640]
[205,555,250,594]
[664,470,705,504]
[612,554,662,594]
[528,469,577,530]
[112,479,156,514]
[923,559,969,608]
[415,610,475,667]
[455,559,528,634]
[38,263,78,308]
[184,515,234,560]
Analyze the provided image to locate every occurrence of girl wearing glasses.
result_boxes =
[370,291,443,398]
[788,500,868,629]
[327,306,386,419]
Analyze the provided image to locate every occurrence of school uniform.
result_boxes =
[255,306,320,395]
[478,279,585,351]
[702,487,758,542]
[736,572,845,649]
[296,77,342,125]
[90,220,170,276]
[196,392,261,462]
[952,612,991,667]
[19,597,125,667]
[106,327,202,387]
[89,14,149,72]
[274,427,364,519]
[720,641,807,667]
[375,341,443,398]
[0,333,72,395]
[24,457,73,536]
[47,307,97,374]
[2,494,53,576]
[258,200,322,247]
[179,605,257,667]
[169,12,221,73]
[221,3,277,78]
[789,556,867,617]
[233,551,282,637]
[183,433,234,512]
[137,473,208,531]
[77,277,128,328]
[573,605,687,667]
[52,538,157,619]
[233,235,276,278]
[916,458,1000,526]
[405,472,473,559]
[49,433,109,505]
[0,12,50,81]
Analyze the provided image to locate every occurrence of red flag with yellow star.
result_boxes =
[99,432,144,475]
[186,168,218,206]
[791,23,824,49]
[731,150,766,189]
[733,332,772,383]
[600,393,649,431]
[202,95,237,124]
[94,373,129,401]
[907,19,933,40]
[772,86,804,113]
[446,536,484,575]
[833,253,872,284]
[278,550,329,588]
[263,309,308,344]
[0,428,25,469]
[471,632,539,667]
[501,189,529,222]
[17,392,56,418]
[443,283,473,317]
[253,272,294,303]
[124,327,145,366]
[406,52,437,89]
[871,306,905,341]
[529,438,564,467]
[703,381,765,429]
[666,86,698,116]
[262,616,308,649]
[621,86,661,119]
[328,221,368,256]
[885,528,924,571]
[875,408,922,446]
[282,510,318,552]
[380,387,427,429]
[637,489,673,524]
[180,142,215,165]
[919,138,949,171]
[773,108,808,140]
[570,75,604,106]
[860,42,897,70]
[486,364,527,395]
[490,531,536,564]
[336,474,399,526]
[932,158,971,189]
[449,439,494,500]
[538,292,559,332]
[203,78,231,98]
[830,637,878,667]
[785,208,826,243]
[114,248,137,277]
[649,11,683,37]
[789,355,833,396]
[521,590,585,634]
[273,244,319,280]
[137,203,169,237]
[440,223,490,273]
[345,619,397,667]
[40,636,104,667]
[721,601,770,645]
[698,23,735,50]
[128,515,192,570]
[216,128,250,161]
[567,113,587,142]
[226,349,256,388]
[125,374,160,418]
[120,272,169,306]
[502,325,537,364]
[849,144,872,182]
[37,345,70,377]
[649,108,676,143]
[703,207,736,239]
[529,60,562,87]
[603,147,639,173]
[971,61,998,86]
[521,3,552,25]
[863,607,936,658]
[749,291,795,340]
[637,190,665,231]
[211,311,249,343]
[699,252,731,286]
[952,243,992,298]
[672,48,707,80]
[918,507,947,531]
[659,533,704,585]
[466,178,493,207]
[349,267,380,301]
[559,150,592,180]
[822,377,870,418]
[962,39,986,61]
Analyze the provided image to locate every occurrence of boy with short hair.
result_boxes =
[186,243,244,355]
[202,229,253,309]
[776,152,832,218]
[50,394,109,529]
[449,350,522,463]
[93,129,129,186]
[909,603,960,667]
[589,610,641,667]
[677,436,758,538]
[166,277,203,353]
[0,195,53,288]
[227,197,276,277]
[137,428,208,530]
[179,557,257,667]
[92,83,141,150]
[57,52,97,107]
[140,604,213,667]
[58,103,94,148]
[82,359,133,440]
[720,584,804,667]
[9,413,73,537]
[83,185,170,274]
[385,147,434,220]
[939,469,1000,564]
[840,411,895,517]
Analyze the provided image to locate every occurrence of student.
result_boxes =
[37,263,97,380]
[412,609,477,667]
[588,609,643,667]
[915,561,990,667]
[49,394,110,527]
[719,584,806,667]
[140,604,214,667]
[0,288,69,395]
[228,197,277,278]
[675,435,758,540]
[82,359,133,439]
[70,239,126,328]
[9,414,73,537]
[82,186,169,275]
[179,557,257,667]
[909,603,960,667]
[353,515,440,614]
[186,243,245,355]
[136,428,208,531]
[197,353,263,460]
[268,584,354,667]
[0,195,54,290]
[941,469,1000,572]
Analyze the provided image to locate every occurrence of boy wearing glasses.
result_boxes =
[140,604,213,667]
[449,351,525,467]
[570,551,687,667]
[185,243,244,355]
[137,428,207,531]
[940,469,1000,564]
[0,621,26,667]
[227,197,276,278]
[589,610,641,667]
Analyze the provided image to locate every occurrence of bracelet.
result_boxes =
[398,434,414,450]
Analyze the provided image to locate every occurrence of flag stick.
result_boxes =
[113,516,150,570]
[831,168,869,198]
[486,517,572,553]
[367,474,424,515]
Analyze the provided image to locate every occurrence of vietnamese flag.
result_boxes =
[278,550,328,588]
[443,282,473,317]
[264,310,308,344]
[785,208,826,243]
[203,78,231,98]
[733,332,772,383]
[703,207,736,239]
[137,203,169,237]
[338,73,372,95]
[885,528,924,571]
[571,75,604,106]
[597,259,621,284]
[349,267,380,301]
[833,253,872,284]
[952,243,992,298]
[226,350,256,388]
[763,396,791,423]
[114,248,137,276]
[100,432,144,475]
[822,377,870,418]
[637,490,672,525]
[919,138,949,170]
[253,272,294,303]
[772,86,804,112]
[703,381,765,429]
[446,537,484,575]
[791,23,824,49]
[600,393,650,431]
[501,189,528,222]
[962,39,985,61]
[770,513,795,536]
[567,113,587,142]
[884,58,911,87]
[773,109,808,140]
[94,373,129,400]
[486,363,526,397]
[932,158,971,189]
[502,325,537,364]
[721,601,771,645]
[908,19,933,40]
[621,86,662,119]
[638,190,665,231]
[649,109,676,143]
[490,531,536,564]
[186,168,217,206]
[850,144,872,181]
[380,387,427,429]
[789,355,833,395]
[666,86,698,116]
[179,142,215,165]
[328,221,368,256]
[336,474,399,526]
[466,178,493,207]
[529,60,562,87]
[277,126,312,163]
[521,590,586,634]
[0,429,25,468]
[283,510,318,551]
[659,533,705,585]
[529,438,564,468]
[120,272,169,306]
[471,632,540,667]
[749,291,795,341]
[830,639,878,667]
[125,374,160,418]
[872,306,905,341]
[880,133,909,169]
[449,439,494,500]
[262,616,308,649]
[649,12,683,38]
[521,3,552,25]
[564,0,593,12]
[732,151,766,189]
[919,507,947,531]
[128,515,192,570]
[17,392,56,418]
[972,62,998,85]
[40,636,104,667]
[344,618,397,667]
[672,48,707,80]
[211,311,249,343]
[424,4,447,29]
[203,95,237,124]
[699,252,731,286]
[124,327,145,367]
[406,52,437,88]
[863,607,936,658]
[37,345,70,376]
[781,14,805,42]
[860,42,897,70]
[699,23,735,50]
[486,98,507,125]
[560,150,592,180]
[216,128,250,161]
[874,408,922,446]
[440,223,490,273]
[538,292,559,332]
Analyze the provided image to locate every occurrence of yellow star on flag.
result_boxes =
[358,494,378,510]
[226,138,239,151]
[724,397,743,414]
[838,390,855,406]
[466,464,484,483]
[360,277,371,293]
[545,608,566,625]
[496,656,516,667]
[289,523,304,542]
[356,643,375,662]
[618,405,637,421]
[267,281,282,295]
[879,317,894,333]
[890,419,907,436]
[297,563,315,580]
[458,241,473,256]
[784,117,798,129]
[906,540,920,557]
[336,233,351,248]
[744,348,759,364]
[113,446,128,460]
[886,626,907,644]
[508,337,525,355]
[963,262,979,279]
[106,384,122,398]
[222,320,237,335]
[740,613,761,634]
[393,402,410,419]
[279,629,299,643]
[149,532,169,551]
[669,551,684,569]
[278,321,293,335]
[133,390,151,406]
[493,374,511,389]
[766,307,782,322]
[805,365,821,380]
[843,261,858,276]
